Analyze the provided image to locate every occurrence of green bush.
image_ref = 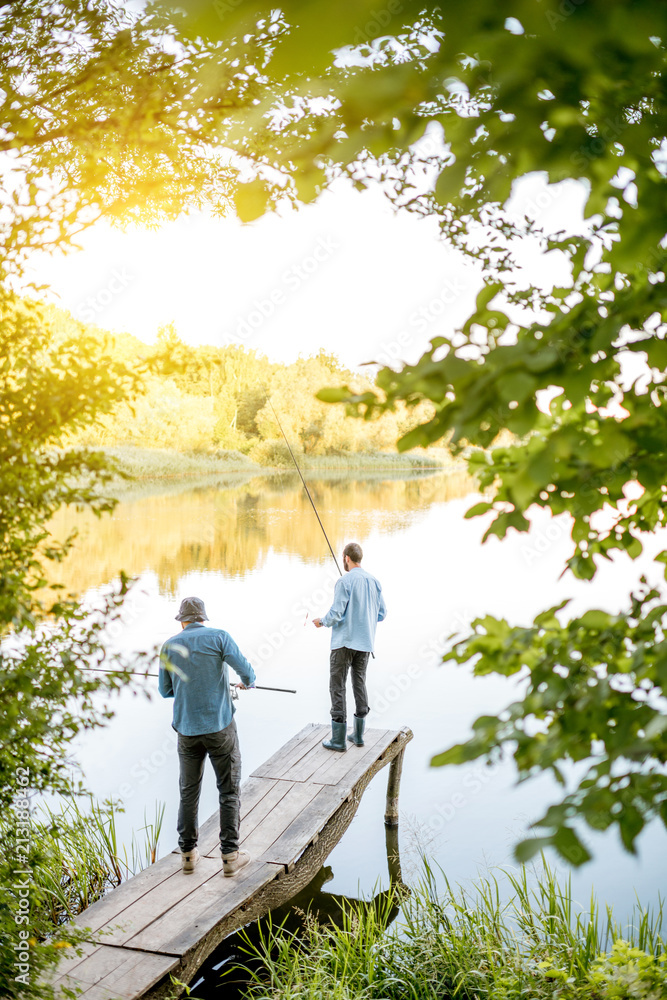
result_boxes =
[249,439,298,468]
[589,941,667,1000]
[238,862,665,1000]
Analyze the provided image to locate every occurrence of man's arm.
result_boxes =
[158,644,174,699]
[222,635,256,688]
[378,586,387,623]
[315,578,349,628]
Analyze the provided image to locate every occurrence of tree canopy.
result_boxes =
[150,0,667,863]
[1,2,665,940]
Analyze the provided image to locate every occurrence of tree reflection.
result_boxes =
[45,471,476,597]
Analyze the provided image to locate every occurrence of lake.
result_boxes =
[49,467,666,988]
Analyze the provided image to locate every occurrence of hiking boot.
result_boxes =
[222,849,251,877]
[181,848,200,873]
[347,715,365,747]
[322,720,347,752]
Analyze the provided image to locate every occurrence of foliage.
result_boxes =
[57,313,433,458]
[309,0,667,864]
[0,291,156,996]
[590,941,667,1000]
[239,861,665,1000]
[109,1,667,860]
[0,797,164,930]
[436,584,667,865]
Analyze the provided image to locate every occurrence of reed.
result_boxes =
[236,859,666,1000]
[2,797,166,926]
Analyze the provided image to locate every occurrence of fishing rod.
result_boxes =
[265,390,342,577]
[83,667,296,693]
[265,389,378,656]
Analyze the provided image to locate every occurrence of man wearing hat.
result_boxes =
[159,596,256,877]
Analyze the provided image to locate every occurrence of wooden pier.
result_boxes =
[50,723,413,1000]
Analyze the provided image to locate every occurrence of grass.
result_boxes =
[3,796,166,926]
[234,860,666,1000]
[298,448,458,471]
[101,445,260,480]
[73,444,461,486]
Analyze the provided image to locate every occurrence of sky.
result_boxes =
[27,173,590,372]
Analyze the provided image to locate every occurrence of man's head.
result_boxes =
[342,542,363,572]
[175,596,209,624]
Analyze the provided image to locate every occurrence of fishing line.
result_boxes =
[83,667,296,693]
[264,389,376,657]
[264,389,342,576]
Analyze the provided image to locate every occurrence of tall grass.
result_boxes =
[1,797,165,926]
[101,446,259,480]
[236,860,666,1000]
[86,444,459,483]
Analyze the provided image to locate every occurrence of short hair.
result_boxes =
[343,542,363,563]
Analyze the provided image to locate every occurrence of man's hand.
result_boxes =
[237,683,255,690]
[313,618,323,628]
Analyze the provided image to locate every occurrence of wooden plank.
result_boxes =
[50,724,411,999]
[48,941,98,983]
[310,729,396,786]
[280,738,341,782]
[249,723,318,778]
[241,782,321,859]
[198,775,279,856]
[73,853,182,934]
[101,857,222,947]
[261,785,347,865]
[126,860,277,956]
[90,948,180,998]
[205,779,294,859]
[329,731,400,789]
[251,724,326,779]
[57,982,126,1000]
[53,945,177,999]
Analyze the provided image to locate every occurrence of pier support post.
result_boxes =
[385,824,402,884]
[384,747,404,827]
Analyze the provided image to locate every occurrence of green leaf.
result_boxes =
[514,836,552,864]
[464,501,494,519]
[552,827,592,867]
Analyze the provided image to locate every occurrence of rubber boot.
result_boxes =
[322,720,347,752]
[347,715,365,747]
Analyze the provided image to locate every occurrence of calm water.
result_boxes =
[51,468,666,986]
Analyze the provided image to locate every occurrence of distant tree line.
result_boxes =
[47,309,435,457]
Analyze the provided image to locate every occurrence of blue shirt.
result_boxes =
[321,567,387,652]
[159,623,256,736]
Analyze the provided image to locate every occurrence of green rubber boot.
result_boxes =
[347,715,365,747]
[322,721,347,752]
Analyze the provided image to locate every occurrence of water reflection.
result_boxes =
[57,467,666,945]
[46,470,475,597]
[189,826,405,999]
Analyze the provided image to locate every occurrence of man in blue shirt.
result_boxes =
[314,542,386,752]
[159,596,256,877]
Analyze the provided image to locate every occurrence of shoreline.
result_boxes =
[84,445,465,482]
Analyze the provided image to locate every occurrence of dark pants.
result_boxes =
[329,646,370,724]
[177,719,241,855]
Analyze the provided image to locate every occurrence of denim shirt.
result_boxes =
[159,623,256,736]
[321,567,387,652]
